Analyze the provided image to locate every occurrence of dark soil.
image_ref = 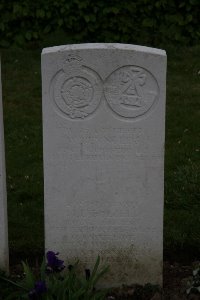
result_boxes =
[106,262,200,299]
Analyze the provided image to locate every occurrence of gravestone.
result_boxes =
[0,59,9,272]
[42,43,166,286]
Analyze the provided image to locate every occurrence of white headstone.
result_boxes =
[0,59,9,272]
[42,43,166,286]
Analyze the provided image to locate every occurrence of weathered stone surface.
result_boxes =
[42,43,166,286]
[0,60,9,271]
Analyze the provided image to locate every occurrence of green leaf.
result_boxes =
[21,261,35,289]
[58,19,63,26]
[13,3,21,14]
[40,257,46,281]
[14,34,25,45]
[84,15,90,22]
[43,25,51,33]
[187,14,193,22]
[25,32,32,40]
[142,18,154,27]
[91,255,101,280]
[36,9,45,18]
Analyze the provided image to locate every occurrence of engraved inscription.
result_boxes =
[54,127,143,161]
[51,55,103,119]
[104,66,159,119]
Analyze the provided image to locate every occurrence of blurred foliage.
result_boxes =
[0,0,200,48]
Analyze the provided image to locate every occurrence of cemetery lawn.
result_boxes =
[1,45,200,263]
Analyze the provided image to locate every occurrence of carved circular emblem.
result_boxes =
[61,77,93,109]
[52,56,103,119]
[104,66,159,119]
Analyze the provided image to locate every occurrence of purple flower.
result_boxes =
[29,280,47,299]
[35,281,47,293]
[46,251,65,273]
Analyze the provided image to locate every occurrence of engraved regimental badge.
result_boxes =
[104,66,159,119]
[51,55,103,119]
[51,57,159,120]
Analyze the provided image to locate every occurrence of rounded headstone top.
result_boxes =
[42,43,166,56]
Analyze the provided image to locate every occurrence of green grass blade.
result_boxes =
[0,276,28,291]
[40,257,46,281]
[21,261,35,289]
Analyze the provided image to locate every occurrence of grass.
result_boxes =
[1,49,44,260]
[1,43,200,263]
[164,45,200,260]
